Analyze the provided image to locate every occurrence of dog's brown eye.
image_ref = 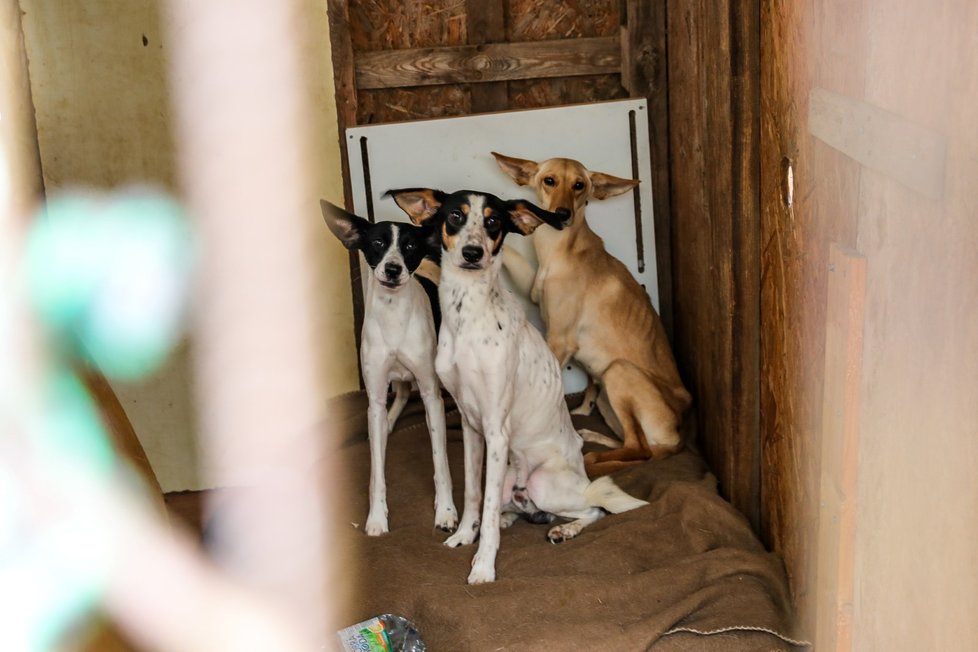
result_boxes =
[485,216,500,231]
[404,241,415,251]
[573,181,585,191]
[371,239,384,249]
[543,177,556,187]
[447,210,464,228]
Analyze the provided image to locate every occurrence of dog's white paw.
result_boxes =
[443,523,478,548]
[467,559,496,585]
[364,513,389,536]
[500,512,520,529]
[434,504,459,532]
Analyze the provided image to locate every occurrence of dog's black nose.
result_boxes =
[461,246,484,264]
[384,262,403,279]
[555,207,572,221]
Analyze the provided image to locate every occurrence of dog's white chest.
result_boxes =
[361,279,436,382]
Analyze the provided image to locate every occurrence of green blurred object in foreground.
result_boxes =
[25,189,195,380]
[3,188,194,650]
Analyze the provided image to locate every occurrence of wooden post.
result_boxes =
[466,0,508,113]
[326,0,365,387]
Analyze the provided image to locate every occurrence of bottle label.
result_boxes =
[336,617,393,652]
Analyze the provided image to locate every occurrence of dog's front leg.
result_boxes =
[363,367,392,536]
[468,423,509,584]
[417,372,457,531]
[444,411,483,548]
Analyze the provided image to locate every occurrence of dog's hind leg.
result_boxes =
[570,376,599,416]
[387,380,411,430]
[416,374,457,532]
[584,362,682,477]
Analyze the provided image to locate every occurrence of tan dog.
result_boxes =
[492,152,691,477]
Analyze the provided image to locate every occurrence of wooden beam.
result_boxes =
[465,0,509,113]
[355,36,621,90]
[815,243,866,652]
[326,0,365,387]
[808,87,946,200]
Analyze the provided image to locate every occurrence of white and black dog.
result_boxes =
[387,189,648,584]
[322,200,457,536]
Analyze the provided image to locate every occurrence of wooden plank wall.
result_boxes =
[328,0,764,534]
[666,0,762,530]
[760,0,866,632]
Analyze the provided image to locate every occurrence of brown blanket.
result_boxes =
[330,392,808,651]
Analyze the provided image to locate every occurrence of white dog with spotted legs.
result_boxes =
[388,188,648,584]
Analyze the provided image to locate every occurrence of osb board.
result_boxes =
[348,0,465,52]
[506,0,622,114]
[509,75,626,109]
[357,86,471,124]
[666,0,761,534]
[759,0,866,635]
[506,0,619,40]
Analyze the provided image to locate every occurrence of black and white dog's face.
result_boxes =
[385,188,566,271]
[321,200,434,290]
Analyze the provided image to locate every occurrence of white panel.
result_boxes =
[346,99,657,393]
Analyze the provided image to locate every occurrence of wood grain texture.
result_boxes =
[814,244,866,652]
[466,0,508,113]
[354,37,621,89]
[760,0,865,632]
[506,0,618,40]
[667,0,761,531]
[348,0,466,51]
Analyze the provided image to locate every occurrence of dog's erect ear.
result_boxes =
[320,199,370,250]
[589,171,639,200]
[385,188,446,225]
[505,199,565,236]
[492,152,538,187]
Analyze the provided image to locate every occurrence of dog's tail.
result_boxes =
[583,476,647,514]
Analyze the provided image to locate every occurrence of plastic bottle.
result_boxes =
[335,613,426,652]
